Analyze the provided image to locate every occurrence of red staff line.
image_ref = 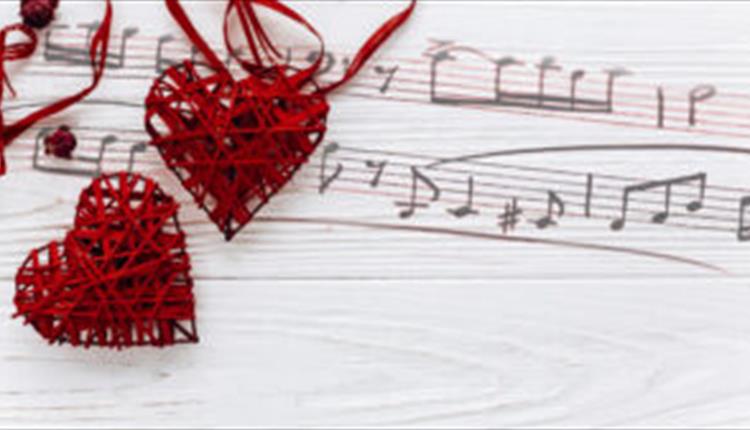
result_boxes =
[55,29,750,100]
[11,66,750,140]
[44,33,750,112]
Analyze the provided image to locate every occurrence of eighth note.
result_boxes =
[535,191,565,229]
[610,172,706,231]
[395,167,440,219]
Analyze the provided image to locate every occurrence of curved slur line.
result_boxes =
[255,215,728,275]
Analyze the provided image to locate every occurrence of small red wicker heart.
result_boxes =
[145,62,329,240]
[14,172,197,348]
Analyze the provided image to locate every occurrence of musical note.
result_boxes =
[610,173,706,231]
[447,176,479,218]
[319,142,343,194]
[737,196,750,241]
[535,56,562,107]
[44,25,87,65]
[584,173,594,218]
[33,129,117,177]
[603,67,631,113]
[45,23,138,69]
[498,198,522,234]
[689,84,716,127]
[657,86,665,128]
[374,65,399,94]
[395,167,440,219]
[365,160,387,188]
[155,34,201,73]
[570,69,585,111]
[155,34,176,73]
[127,142,148,174]
[534,191,565,229]
[493,56,524,103]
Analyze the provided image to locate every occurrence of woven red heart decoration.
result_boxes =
[145,0,416,240]
[146,62,329,240]
[14,172,198,348]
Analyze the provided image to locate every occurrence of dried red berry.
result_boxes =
[43,125,76,159]
[20,0,58,29]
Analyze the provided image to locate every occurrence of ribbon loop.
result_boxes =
[165,0,416,93]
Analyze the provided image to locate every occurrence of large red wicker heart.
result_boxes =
[145,63,329,240]
[146,0,415,241]
[14,172,197,348]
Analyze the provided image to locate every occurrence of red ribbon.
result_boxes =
[164,0,416,93]
[0,0,113,176]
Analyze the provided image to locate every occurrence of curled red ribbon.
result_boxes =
[0,0,113,176]
[166,0,416,94]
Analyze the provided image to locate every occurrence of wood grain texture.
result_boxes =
[2,1,750,427]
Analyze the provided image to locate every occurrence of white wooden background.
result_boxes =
[2,1,750,427]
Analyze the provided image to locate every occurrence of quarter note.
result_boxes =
[447,176,478,218]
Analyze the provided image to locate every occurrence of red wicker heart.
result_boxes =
[14,172,197,348]
[145,62,329,240]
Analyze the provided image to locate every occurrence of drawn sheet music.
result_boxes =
[2,1,750,427]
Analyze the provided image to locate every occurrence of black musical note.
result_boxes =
[155,34,176,73]
[498,198,522,234]
[127,142,147,174]
[657,86,665,128]
[319,142,343,194]
[155,34,201,73]
[45,23,137,69]
[570,69,585,111]
[534,191,565,229]
[584,173,594,218]
[395,167,440,219]
[365,160,387,188]
[603,67,631,113]
[610,173,706,231]
[447,176,478,218]
[689,84,716,127]
[536,56,561,107]
[493,56,523,103]
[428,47,458,104]
[44,25,87,65]
[374,65,399,94]
[33,129,117,177]
[737,196,750,241]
